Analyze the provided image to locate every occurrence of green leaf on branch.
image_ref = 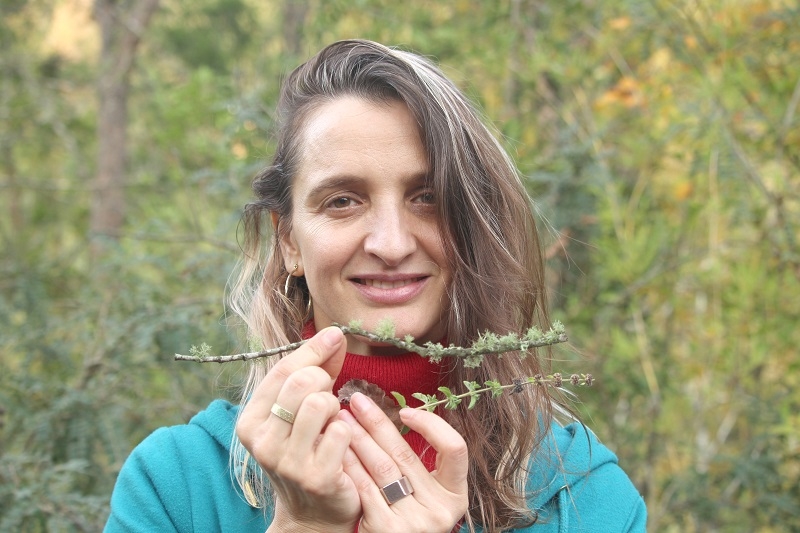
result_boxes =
[438,386,462,409]
[390,391,407,409]
[463,381,482,409]
[412,393,439,411]
[485,380,504,398]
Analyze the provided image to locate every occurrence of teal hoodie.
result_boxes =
[105,400,646,532]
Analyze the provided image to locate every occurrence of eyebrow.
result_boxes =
[304,176,365,201]
[304,172,431,201]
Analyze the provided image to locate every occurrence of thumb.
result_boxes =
[313,326,347,383]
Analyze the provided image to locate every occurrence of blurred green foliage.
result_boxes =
[1,0,798,531]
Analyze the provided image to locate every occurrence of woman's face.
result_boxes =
[279,97,450,354]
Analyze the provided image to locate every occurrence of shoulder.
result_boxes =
[105,400,266,532]
[522,421,647,532]
[118,399,239,477]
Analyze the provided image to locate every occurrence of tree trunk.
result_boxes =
[89,0,159,254]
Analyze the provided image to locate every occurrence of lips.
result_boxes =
[356,277,425,289]
[349,275,429,304]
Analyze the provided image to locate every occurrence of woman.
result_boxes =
[106,40,646,532]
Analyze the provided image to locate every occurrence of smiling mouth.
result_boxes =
[355,277,425,289]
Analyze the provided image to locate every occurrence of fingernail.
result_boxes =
[337,409,356,425]
[321,326,343,348]
[399,408,415,421]
[349,392,372,413]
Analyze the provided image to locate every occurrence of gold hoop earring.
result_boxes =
[284,263,298,296]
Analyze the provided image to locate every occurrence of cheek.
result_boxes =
[306,256,340,279]
[425,229,450,273]
[292,217,337,266]
[297,236,346,285]
[296,215,330,242]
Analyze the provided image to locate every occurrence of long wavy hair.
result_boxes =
[228,39,560,532]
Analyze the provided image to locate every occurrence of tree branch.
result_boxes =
[175,321,568,365]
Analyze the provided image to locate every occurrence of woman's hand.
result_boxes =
[236,327,361,533]
[339,392,469,533]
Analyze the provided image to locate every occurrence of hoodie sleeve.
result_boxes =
[525,423,647,532]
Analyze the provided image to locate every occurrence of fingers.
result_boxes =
[314,419,354,476]
[338,413,396,511]
[288,390,342,450]
[340,395,469,533]
[344,392,468,499]
[347,393,427,484]
[399,408,469,491]
[338,408,401,483]
[236,327,346,445]
[233,327,364,530]
[312,327,348,380]
[269,326,347,391]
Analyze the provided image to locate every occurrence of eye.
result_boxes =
[326,196,355,209]
[413,190,436,205]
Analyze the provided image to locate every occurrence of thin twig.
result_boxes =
[409,373,595,412]
[175,322,568,364]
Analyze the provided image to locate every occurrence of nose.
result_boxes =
[363,203,417,266]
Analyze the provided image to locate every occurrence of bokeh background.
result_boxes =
[1,1,798,531]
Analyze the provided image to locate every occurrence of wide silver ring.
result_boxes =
[380,476,414,505]
[270,403,296,424]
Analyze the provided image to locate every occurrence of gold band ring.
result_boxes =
[270,403,296,424]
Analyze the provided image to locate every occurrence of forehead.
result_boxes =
[294,96,428,183]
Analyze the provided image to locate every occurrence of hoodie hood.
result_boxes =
[189,398,240,452]
[527,422,619,509]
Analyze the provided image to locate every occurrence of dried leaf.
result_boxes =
[337,379,402,430]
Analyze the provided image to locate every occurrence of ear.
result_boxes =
[272,212,303,275]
